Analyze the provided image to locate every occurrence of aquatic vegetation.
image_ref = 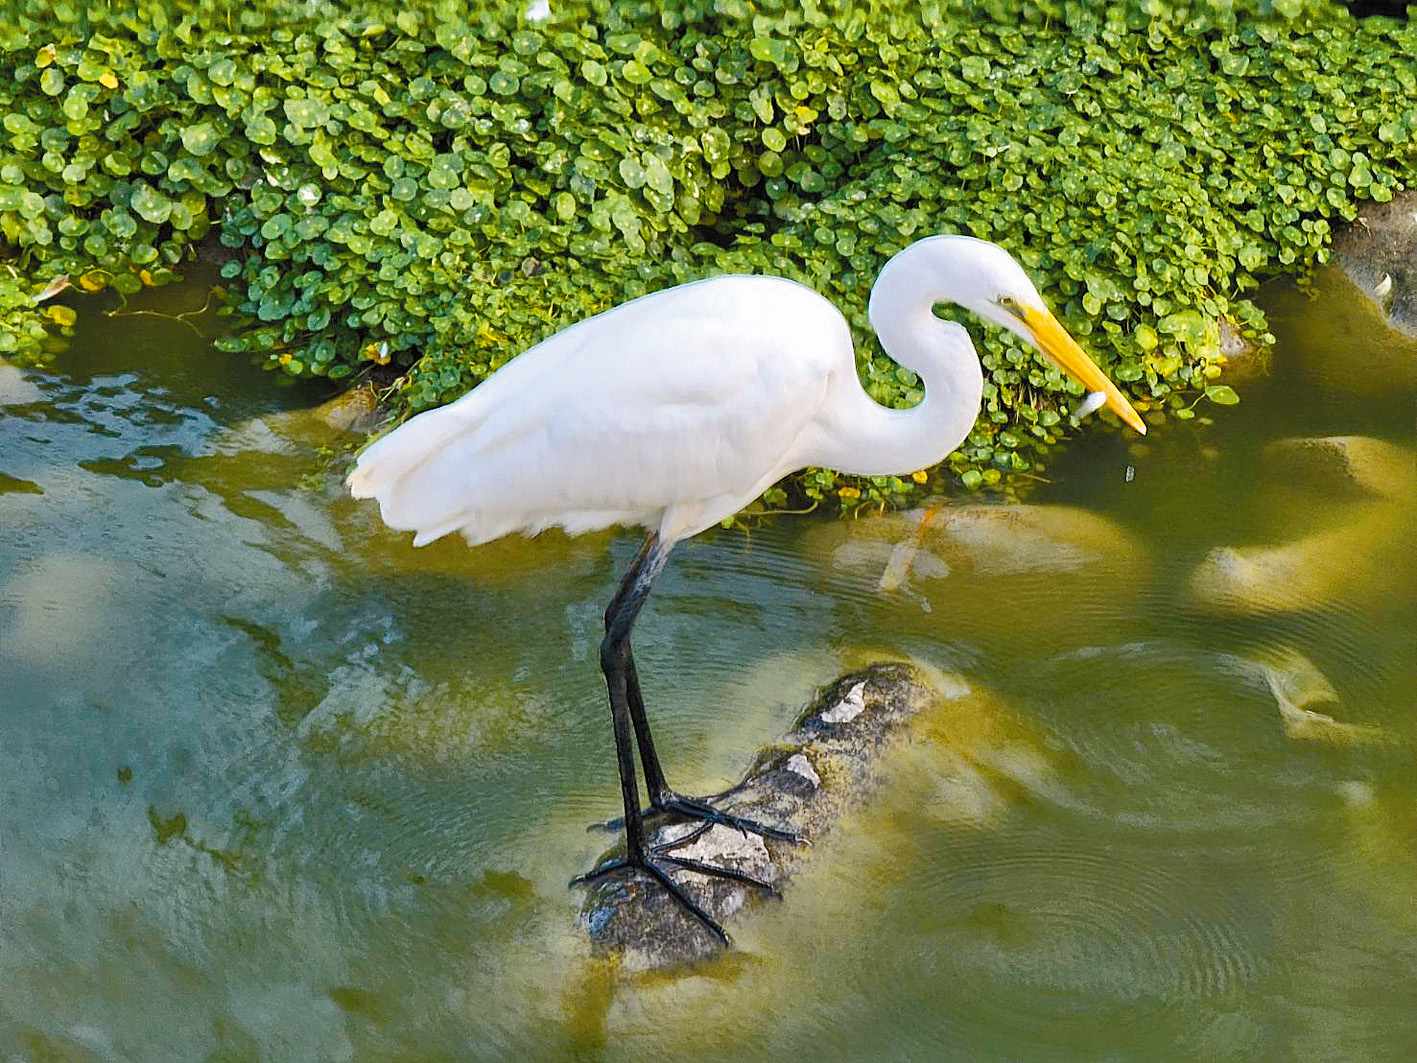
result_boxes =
[0,0,1413,505]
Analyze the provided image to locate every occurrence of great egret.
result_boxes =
[348,234,1146,942]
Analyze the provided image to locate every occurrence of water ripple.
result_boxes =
[910,829,1269,1052]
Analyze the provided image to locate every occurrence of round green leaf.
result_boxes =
[260,214,291,240]
[426,159,459,190]
[129,183,171,224]
[181,122,220,156]
[370,209,399,236]
[749,38,789,67]
[245,115,277,145]
[701,127,730,163]
[104,208,137,238]
[618,156,646,188]
[284,98,330,127]
[960,57,991,83]
[62,87,91,121]
[208,59,237,86]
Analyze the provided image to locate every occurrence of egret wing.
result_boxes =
[351,275,849,545]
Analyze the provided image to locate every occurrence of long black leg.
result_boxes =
[625,654,797,842]
[576,535,727,942]
[592,583,799,844]
[574,533,785,944]
[602,537,673,803]
[624,652,672,802]
[591,537,804,847]
[598,533,672,867]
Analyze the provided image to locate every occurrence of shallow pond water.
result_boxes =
[1,276,1413,1062]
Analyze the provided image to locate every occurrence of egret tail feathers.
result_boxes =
[347,403,473,500]
[346,400,497,545]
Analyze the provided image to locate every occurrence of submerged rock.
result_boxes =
[1240,645,1400,747]
[314,382,384,433]
[1261,435,1415,502]
[807,504,1150,651]
[817,503,1149,576]
[580,662,1057,969]
[1188,503,1411,616]
[1214,317,1274,384]
[1190,436,1414,616]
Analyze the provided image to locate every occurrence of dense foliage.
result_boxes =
[1,0,1413,507]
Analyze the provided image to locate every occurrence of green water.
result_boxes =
[1,275,1413,1062]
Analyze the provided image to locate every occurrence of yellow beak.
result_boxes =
[1022,305,1147,435]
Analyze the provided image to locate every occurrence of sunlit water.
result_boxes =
[1,276,1413,1062]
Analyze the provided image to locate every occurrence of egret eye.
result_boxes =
[997,295,1028,321]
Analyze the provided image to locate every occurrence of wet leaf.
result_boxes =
[284,97,330,127]
[181,122,220,155]
[129,183,171,224]
[244,114,277,145]
[749,37,789,67]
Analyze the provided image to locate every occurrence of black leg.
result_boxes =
[616,571,803,847]
[604,537,673,804]
[598,533,672,865]
[603,652,798,842]
[624,650,672,803]
[573,533,787,945]
[592,549,802,846]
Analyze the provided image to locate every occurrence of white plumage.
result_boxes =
[348,235,1143,548]
[350,275,845,545]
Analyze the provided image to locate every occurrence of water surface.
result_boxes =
[1,276,1412,1062]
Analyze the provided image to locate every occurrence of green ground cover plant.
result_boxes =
[1,0,1412,508]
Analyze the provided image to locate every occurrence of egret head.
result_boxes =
[920,235,1148,435]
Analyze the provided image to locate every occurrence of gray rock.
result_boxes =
[580,664,939,969]
[1262,264,1417,401]
[579,663,1065,969]
[1331,190,1417,337]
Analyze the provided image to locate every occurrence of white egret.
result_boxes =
[348,234,1146,942]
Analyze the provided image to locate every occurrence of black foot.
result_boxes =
[656,794,805,845]
[572,849,783,944]
[588,791,805,846]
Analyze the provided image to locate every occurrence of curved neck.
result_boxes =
[805,248,985,476]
